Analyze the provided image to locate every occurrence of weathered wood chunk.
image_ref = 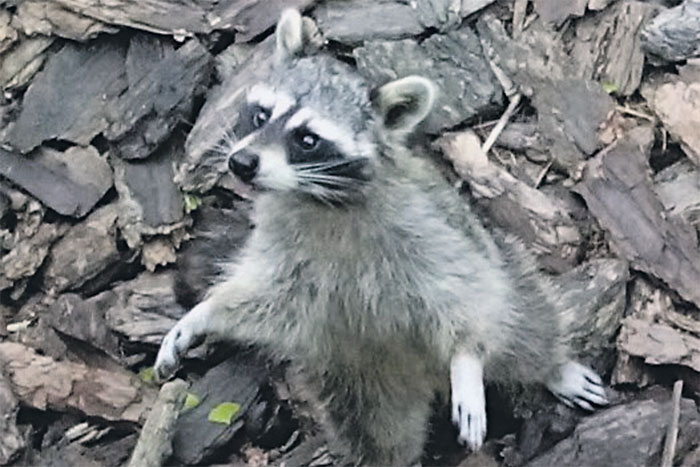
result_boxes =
[527,397,700,466]
[104,36,212,160]
[571,1,658,96]
[533,78,614,171]
[534,0,587,25]
[12,0,117,41]
[575,126,700,308]
[43,204,120,293]
[0,373,25,465]
[653,160,700,228]
[436,131,582,272]
[5,39,127,153]
[642,74,700,166]
[0,342,156,423]
[0,145,113,218]
[47,293,123,361]
[642,0,700,62]
[0,201,68,292]
[315,0,495,43]
[105,271,187,346]
[0,36,54,89]
[172,357,266,465]
[39,0,315,40]
[128,379,188,467]
[354,25,503,133]
[113,144,185,249]
[558,258,629,365]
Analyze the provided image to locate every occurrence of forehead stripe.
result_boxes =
[247,84,296,120]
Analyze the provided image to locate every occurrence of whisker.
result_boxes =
[297,173,359,188]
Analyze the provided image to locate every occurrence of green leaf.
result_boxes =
[183,392,201,411]
[183,193,203,213]
[601,81,619,94]
[139,366,156,383]
[208,402,241,425]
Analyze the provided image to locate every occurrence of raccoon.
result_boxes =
[155,9,608,466]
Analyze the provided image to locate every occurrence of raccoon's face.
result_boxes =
[224,9,436,205]
[226,78,376,204]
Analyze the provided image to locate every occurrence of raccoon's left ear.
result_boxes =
[275,9,305,62]
[372,76,437,132]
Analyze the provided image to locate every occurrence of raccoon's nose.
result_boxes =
[229,150,259,183]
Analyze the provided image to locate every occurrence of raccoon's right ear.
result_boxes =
[275,9,305,62]
[371,76,437,133]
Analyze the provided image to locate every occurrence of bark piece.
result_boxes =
[43,204,120,293]
[532,78,614,171]
[128,379,188,467]
[617,282,700,374]
[113,144,185,249]
[571,1,657,96]
[0,342,156,423]
[39,0,314,40]
[5,39,128,153]
[0,205,68,292]
[104,36,212,160]
[12,0,117,40]
[574,126,700,307]
[642,0,700,62]
[436,131,582,272]
[47,293,123,361]
[315,0,495,43]
[105,271,187,345]
[0,373,24,465]
[654,160,700,228]
[589,0,618,10]
[172,357,266,465]
[527,397,700,467]
[642,74,700,166]
[354,25,503,133]
[534,0,587,25]
[0,145,112,218]
[476,15,616,173]
[0,36,53,90]
[0,11,18,54]
[558,258,629,364]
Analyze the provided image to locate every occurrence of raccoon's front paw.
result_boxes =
[547,361,609,411]
[154,321,196,382]
[451,354,487,450]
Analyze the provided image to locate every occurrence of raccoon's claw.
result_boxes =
[451,354,487,451]
[452,393,487,451]
[154,321,196,382]
[547,361,609,411]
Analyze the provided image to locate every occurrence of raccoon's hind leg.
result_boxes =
[318,368,433,465]
[451,352,487,450]
[546,360,609,411]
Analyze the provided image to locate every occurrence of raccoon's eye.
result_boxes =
[294,131,319,151]
[252,108,271,128]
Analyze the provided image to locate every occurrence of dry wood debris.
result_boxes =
[0,0,699,466]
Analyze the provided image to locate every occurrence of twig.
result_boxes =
[482,93,522,155]
[615,105,655,122]
[534,160,554,188]
[481,58,523,155]
[513,0,528,37]
[128,379,188,467]
[661,379,684,467]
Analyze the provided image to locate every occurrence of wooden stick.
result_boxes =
[661,379,684,467]
[128,379,188,467]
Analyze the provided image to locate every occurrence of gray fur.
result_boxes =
[156,9,606,465]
